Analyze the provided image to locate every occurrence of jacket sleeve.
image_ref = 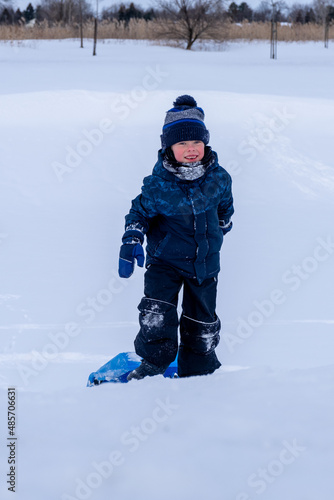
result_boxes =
[218,171,234,235]
[122,177,158,244]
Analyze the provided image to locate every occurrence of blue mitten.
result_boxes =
[118,241,145,278]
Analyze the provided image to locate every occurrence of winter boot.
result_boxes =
[127,359,169,381]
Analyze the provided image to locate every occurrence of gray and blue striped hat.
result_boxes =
[161,95,210,150]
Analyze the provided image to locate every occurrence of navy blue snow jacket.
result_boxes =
[122,149,234,284]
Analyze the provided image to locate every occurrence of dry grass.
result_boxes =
[0,19,154,41]
[227,21,333,42]
[0,19,333,43]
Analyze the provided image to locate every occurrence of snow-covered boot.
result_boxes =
[178,315,221,377]
[127,359,168,381]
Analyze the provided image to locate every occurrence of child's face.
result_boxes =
[171,140,205,163]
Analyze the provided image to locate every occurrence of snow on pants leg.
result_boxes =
[178,276,221,377]
[134,264,182,368]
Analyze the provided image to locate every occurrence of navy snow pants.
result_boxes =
[134,264,221,377]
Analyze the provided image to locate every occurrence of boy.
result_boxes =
[118,95,234,380]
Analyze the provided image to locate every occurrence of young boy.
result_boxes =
[118,95,234,380]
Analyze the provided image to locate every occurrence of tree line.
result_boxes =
[227,0,334,23]
[0,0,153,25]
[1,0,333,26]
[0,0,93,25]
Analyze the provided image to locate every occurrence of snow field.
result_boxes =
[0,39,334,500]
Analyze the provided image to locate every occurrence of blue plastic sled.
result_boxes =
[87,352,178,386]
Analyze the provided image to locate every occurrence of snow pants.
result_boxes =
[134,264,221,377]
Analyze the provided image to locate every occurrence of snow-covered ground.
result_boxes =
[0,39,334,499]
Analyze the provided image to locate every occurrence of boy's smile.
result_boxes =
[171,140,205,163]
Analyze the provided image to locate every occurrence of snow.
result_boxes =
[0,39,334,499]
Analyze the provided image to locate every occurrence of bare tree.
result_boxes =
[154,0,226,50]
[313,0,330,20]
[79,0,83,47]
[36,0,93,24]
[93,0,98,55]
[253,0,287,21]
[312,0,334,47]
[0,0,14,23]
[270,0,279,58]
[253,1,272,21]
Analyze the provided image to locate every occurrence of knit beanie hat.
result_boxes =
[161,95,210,150]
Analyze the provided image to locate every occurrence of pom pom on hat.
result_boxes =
[161,94,210,150]
[173,95,197,107]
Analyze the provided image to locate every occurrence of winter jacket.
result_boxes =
[122,149,234,284]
